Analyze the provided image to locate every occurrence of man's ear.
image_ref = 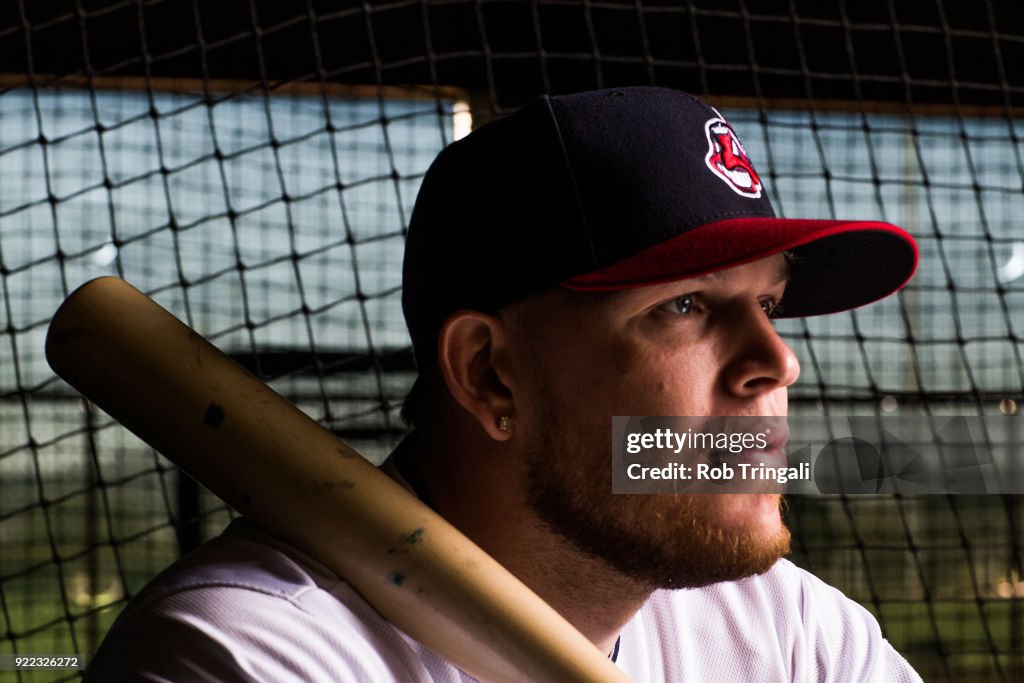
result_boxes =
[437,310,516,441]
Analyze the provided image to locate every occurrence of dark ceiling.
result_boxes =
[2,0,1022,112]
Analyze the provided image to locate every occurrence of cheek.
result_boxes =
[607,341,717,415]
[607,335,644,379]
[651,368,709,414]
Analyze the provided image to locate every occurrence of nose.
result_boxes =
[721,305,801,398]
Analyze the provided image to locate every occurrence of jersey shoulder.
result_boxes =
[626,559,921,682]
[86,519,467,683]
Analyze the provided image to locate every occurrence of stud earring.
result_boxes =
[497,416,513,433]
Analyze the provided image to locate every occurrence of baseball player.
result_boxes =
[87,87,921,681]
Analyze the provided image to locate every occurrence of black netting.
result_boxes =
[1,1,1022,681]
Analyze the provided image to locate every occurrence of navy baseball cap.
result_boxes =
[402,87,918,361]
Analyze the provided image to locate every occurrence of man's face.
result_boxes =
[504,253,800,589]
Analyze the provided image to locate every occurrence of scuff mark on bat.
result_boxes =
[387,528,425,555]
[203,402,225,428]
[388,571,405,587]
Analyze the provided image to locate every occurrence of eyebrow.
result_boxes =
[692,258,792,284]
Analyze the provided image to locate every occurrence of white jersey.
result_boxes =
[87,518,920,682]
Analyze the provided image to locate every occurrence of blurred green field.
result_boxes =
[1,468,232,683]
[2,532,184,683]
[788,496,1024,682]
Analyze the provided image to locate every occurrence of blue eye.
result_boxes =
[667,294,694,315]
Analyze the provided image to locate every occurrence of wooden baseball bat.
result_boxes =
[45,277,630,683]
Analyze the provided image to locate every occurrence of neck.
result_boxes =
[495,521,651,656]
[385,432,651,656]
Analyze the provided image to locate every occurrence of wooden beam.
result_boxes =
[0,72,470,103]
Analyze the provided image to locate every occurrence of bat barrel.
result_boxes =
[45,276,630,683]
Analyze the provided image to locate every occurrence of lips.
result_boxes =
[710,444,787,470]
[707,417,790,469]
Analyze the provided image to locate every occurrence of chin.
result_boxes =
[716,492,786,535]
[640,492,793,589]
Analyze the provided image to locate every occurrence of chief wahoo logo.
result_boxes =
[704,111,763,198]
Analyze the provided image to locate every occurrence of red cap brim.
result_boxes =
[562,218,919,317]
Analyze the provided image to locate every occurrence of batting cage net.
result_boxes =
[1,0,1022,680]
